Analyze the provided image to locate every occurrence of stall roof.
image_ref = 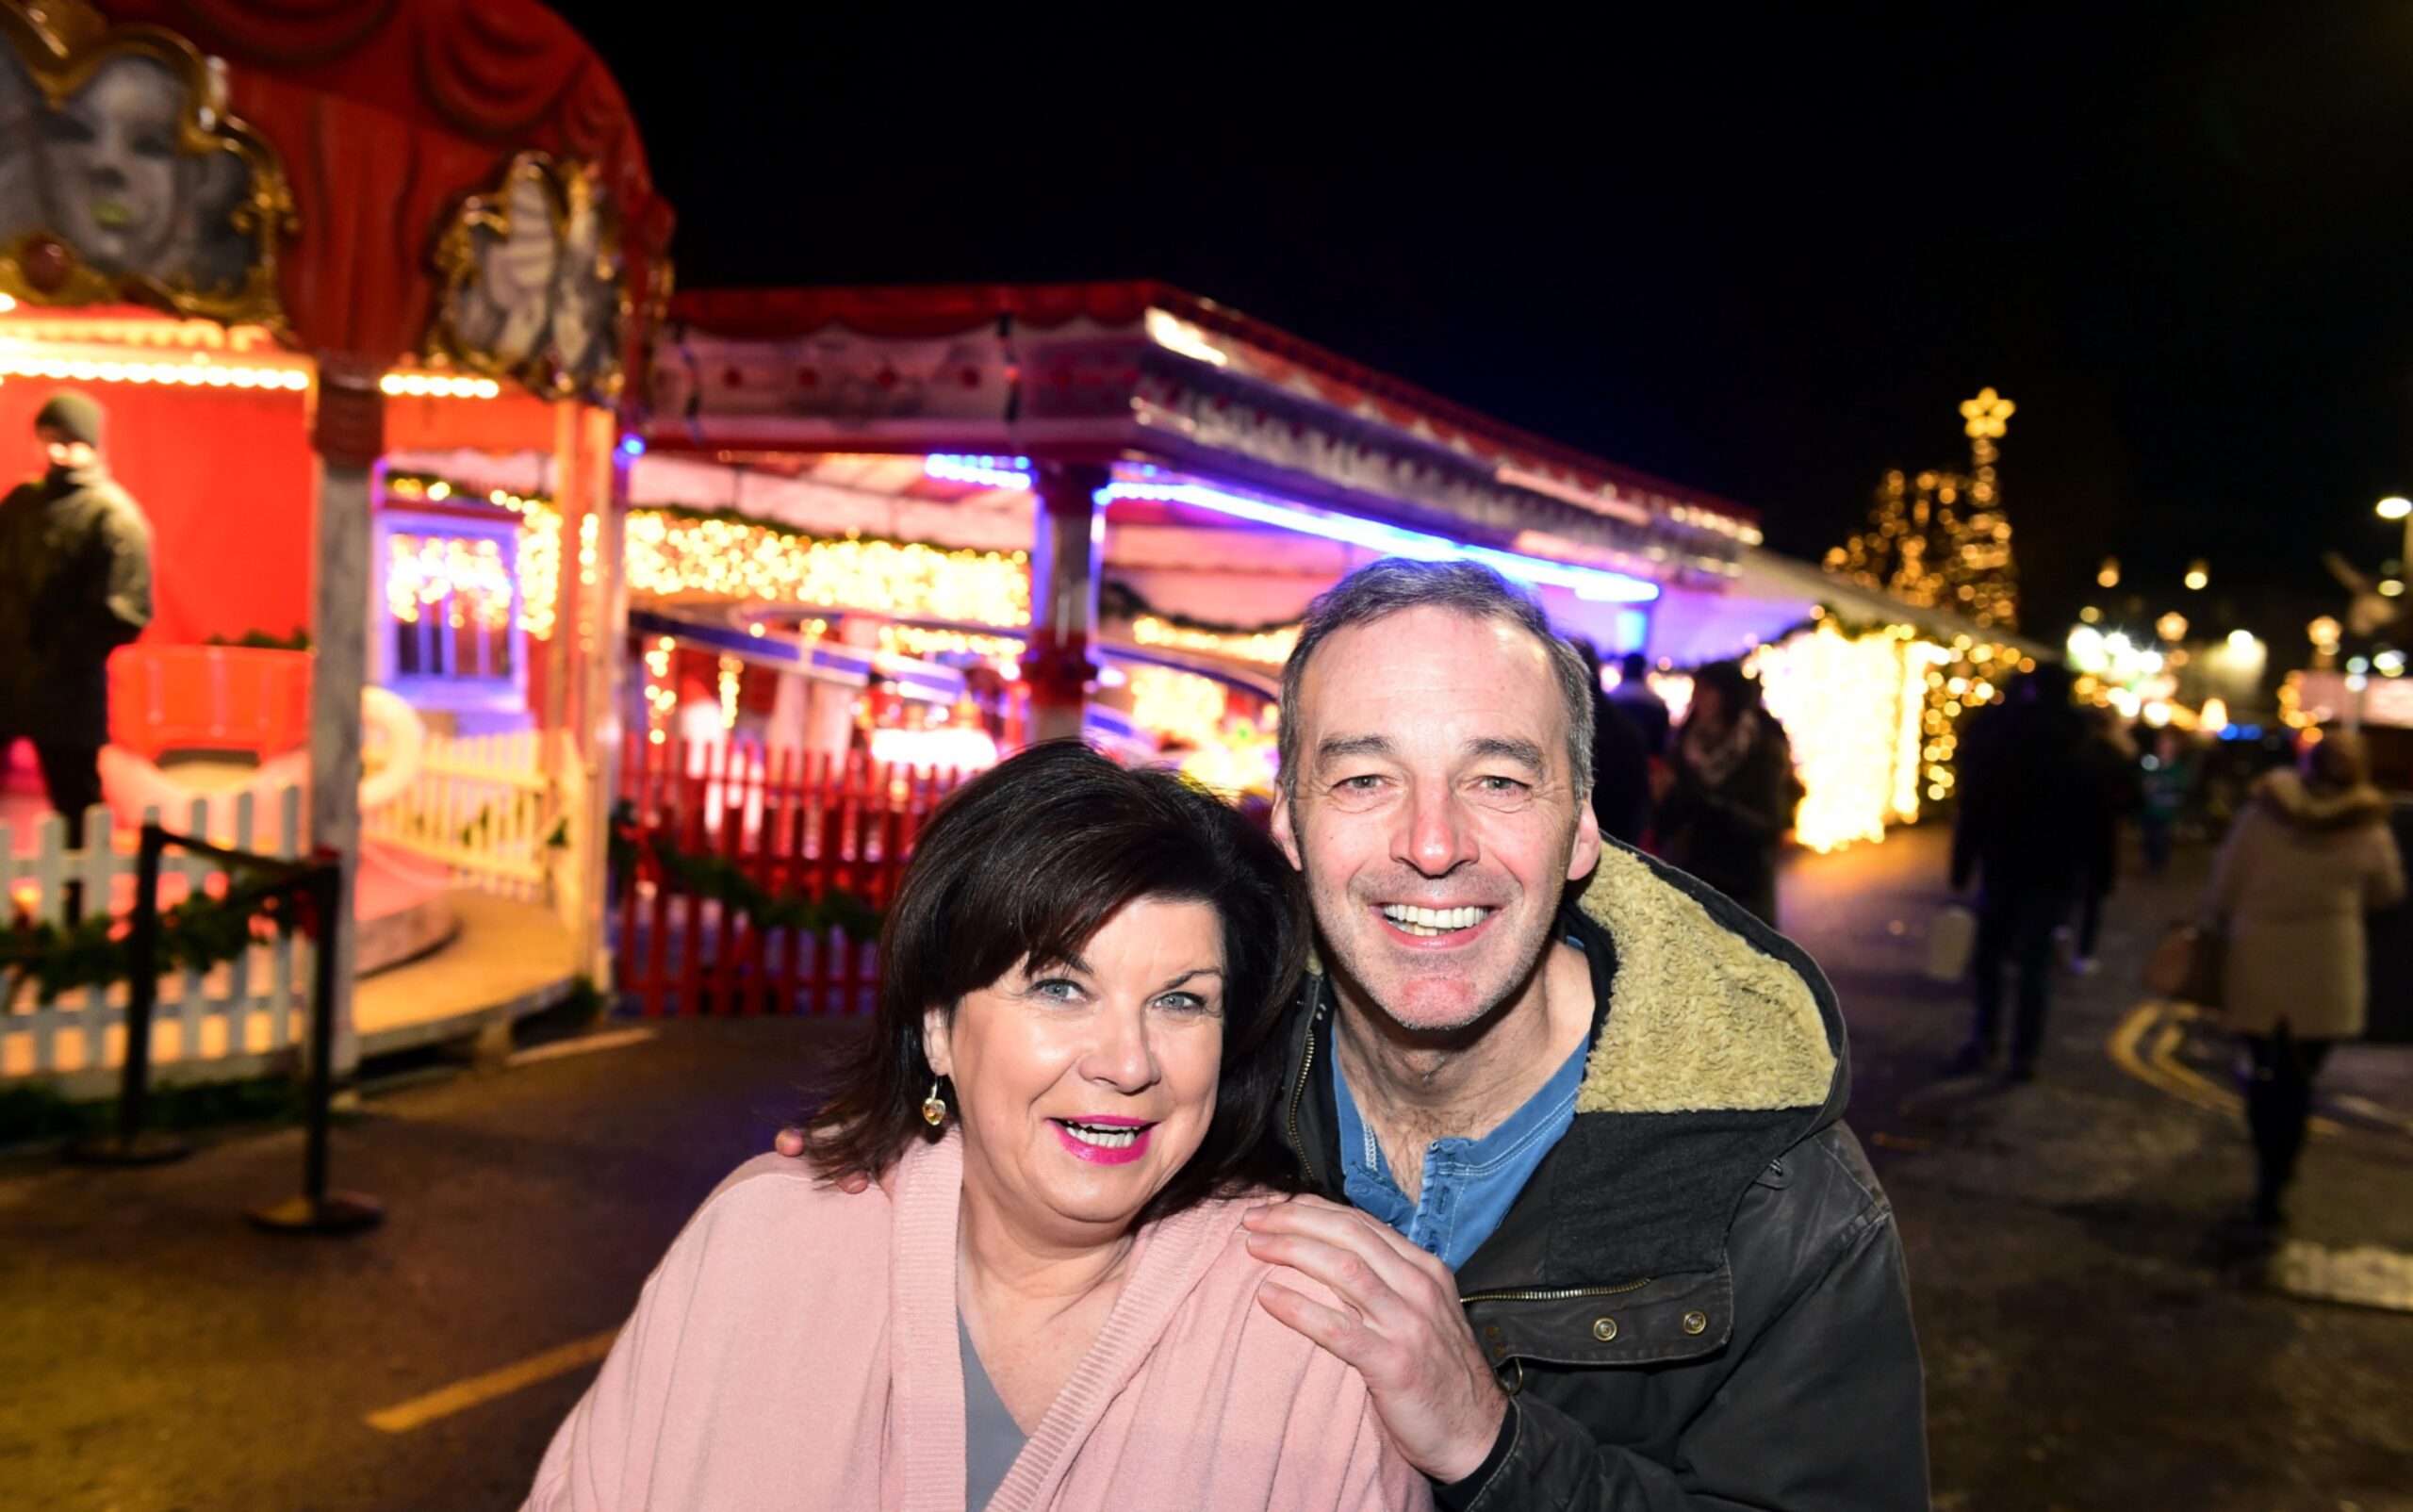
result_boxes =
[1730,547,2055,658]
[649,281,1760,593]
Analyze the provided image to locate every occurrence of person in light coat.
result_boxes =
[2205,731,2405,1227]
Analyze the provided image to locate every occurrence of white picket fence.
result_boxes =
[363,729,559,904]
[2,788,312,1085]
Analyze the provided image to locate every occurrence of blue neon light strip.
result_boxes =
[1097,479,1659,603]
[924,453,1035,490]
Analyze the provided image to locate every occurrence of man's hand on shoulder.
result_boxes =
[1241,1194,1505,1485]
[770,1125,867,1191]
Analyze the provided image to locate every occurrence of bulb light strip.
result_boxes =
[1098,479,1659,603]
[1129,614,1298,667]
[0,353,309,389]
[924,453,1035,490]
[381,372,504,399]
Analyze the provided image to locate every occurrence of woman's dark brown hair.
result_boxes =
[798,740,1308,1223]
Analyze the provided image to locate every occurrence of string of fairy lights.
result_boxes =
[383,472,1256,756]
[382,465,2033,847]
[1824,389,2022,633]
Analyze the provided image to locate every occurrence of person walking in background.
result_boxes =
[2204,731,2404,1229]
[2070,708,2139,977]
[1652,660,1799,929]
[1947,662,2114,1081]
[2138,727,2193,878]
[1610,650,1671,757]
[1572,639,1651,847]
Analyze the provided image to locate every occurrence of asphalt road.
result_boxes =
[4,828,2408,1512]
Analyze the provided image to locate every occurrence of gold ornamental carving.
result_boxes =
[0,0,294,328]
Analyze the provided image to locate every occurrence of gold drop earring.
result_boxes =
[921,1080,947,1127]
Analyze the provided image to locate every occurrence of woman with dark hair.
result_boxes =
[1651,660,1800,929]
[525,743,1425,1511]
[2205,730,2405,1228]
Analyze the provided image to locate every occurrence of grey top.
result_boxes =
[960,1316,1028,1511]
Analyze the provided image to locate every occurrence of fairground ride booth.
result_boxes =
[0,0,670,1093]
[591,283,2060,862]
[623,285,1767,788]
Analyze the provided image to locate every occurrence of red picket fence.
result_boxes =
[613,741,969,1014]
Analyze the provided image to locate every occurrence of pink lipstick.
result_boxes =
[1050,1117,1154,1166]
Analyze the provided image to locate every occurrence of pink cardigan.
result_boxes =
[525,1134,1429,1511]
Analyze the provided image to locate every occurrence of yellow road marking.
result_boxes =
[366,1328,618,1434]
[2108,1000,2345,1136]
[506,1027,659,1068]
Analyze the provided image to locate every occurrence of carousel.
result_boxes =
[0,0,670,1090]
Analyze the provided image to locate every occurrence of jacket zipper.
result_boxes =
[1459,1276,1653,1305]
[1286,995,1323,1189]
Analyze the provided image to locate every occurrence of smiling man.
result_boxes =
[1239,559,1929,1510]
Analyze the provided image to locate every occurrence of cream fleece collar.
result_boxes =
[1570,843,1836,1115]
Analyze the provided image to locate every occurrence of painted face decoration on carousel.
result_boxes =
[0,16,290,318]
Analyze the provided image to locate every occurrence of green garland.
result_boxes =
[1,869,303,1011]
[609,805,883,943]
[1098,580,1303,638]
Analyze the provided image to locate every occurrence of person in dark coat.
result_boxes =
[1947,661,2112,1080]
[1653,660,1799,929]
[1572,639,1651,847]
[0,390,156,847]
[1610,649,1671,757]
[2070,707,2139,976]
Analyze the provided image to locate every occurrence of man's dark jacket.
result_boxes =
[0,464,154,746]
[1281,842,1930,1510]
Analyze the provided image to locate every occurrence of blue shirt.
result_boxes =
[1331,987,1589,1272]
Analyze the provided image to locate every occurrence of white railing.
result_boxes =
[363,729,558,904]
[3,789,311,1085]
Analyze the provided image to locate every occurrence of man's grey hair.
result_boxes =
[1277,558,1595,799]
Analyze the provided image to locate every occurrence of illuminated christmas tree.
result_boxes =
[1825,388,2020,632]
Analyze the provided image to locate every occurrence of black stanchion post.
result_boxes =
[71,823,190,1165]
[246,854,382,1235]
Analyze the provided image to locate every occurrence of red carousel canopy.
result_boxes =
[81,0,673,372]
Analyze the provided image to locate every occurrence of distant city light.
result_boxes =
[2096,557,2120,589]
[2225,629,2258,652]
[2184,559,2209,591]
[2156,612,2188,643]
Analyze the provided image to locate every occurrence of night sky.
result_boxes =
[556,2,2413,653]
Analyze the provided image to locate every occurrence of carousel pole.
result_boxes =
[304,354,384,1083]
[1026,460,1108,747]
[576,405,631,983]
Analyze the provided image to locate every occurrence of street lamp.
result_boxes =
[2382,498,2413,584]
[2156,612,2189,644]
[2184,559,2210,591]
